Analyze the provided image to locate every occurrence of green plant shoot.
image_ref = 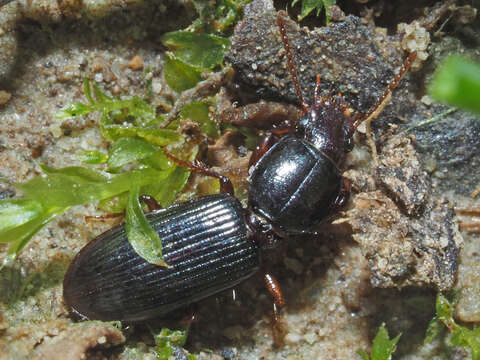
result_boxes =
[429,55,480,115]
[425,293,480,360]
[291,0,336,23]
[358,323,401,360]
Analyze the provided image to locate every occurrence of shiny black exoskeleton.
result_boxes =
[247,11,415,238]
[64,194,260,321]
[248,97,353,235]
[63,10,415,324]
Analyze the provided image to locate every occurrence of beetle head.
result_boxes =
[295,95,354,168]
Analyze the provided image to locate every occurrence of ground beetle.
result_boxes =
[63,10,415,328]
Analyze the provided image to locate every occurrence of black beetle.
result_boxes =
[247,12,416,239]
[63,10,414,325]
[64,157,285,322]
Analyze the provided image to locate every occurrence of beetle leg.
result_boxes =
[332,178,351,211]
[178,304,198,326]
[139,195,162,212]
[264,272,285,309]
[164,152,235,196]
[249,132,276,167]
[264,272,287,347]
[85,213,123,222]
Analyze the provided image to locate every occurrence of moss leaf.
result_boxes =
[125,184,168,267]
[107,138,157,171]
[161,31,229,69]
[358,323,401,360]
[164,53,203,93]
[429,55,480,115]
[180,101,219,138]
[291,0,336,22]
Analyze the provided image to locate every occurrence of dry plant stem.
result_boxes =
[456,206,480,234]
[419,0,458,31]
[161,67,234,128]
[471,184,480,199]
[459,223,480,234]
[455,207,480,216]
[363,92,392,166]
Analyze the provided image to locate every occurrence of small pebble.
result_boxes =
[0,90,11,105]
[129,55,144,71]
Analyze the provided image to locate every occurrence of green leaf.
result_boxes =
[357,350,370,360]
[57,79,162,128]
[140,150,173,172]
[18,166,170,210]
[152,327,189,360]
[427,293,480,359]
[424,316,443,344]
[125,184,168,267]
[81,150,109,164]
[358,323,401,360]
[291,0,336,22]
[429,55,480,114]
[107,138,157,171]
[180,101,219,138]
[100,124,182,146]
[4,208,66,260]
[142,146,198,207]
[164,53,202,92]
[56,102,94,118]
[0,199,44,235]
[161,31,229,69]
[143,166,189,208]
[97,192,129,214]
[370,324,401,360]
[8,75,186,261]
[436,293,454,323]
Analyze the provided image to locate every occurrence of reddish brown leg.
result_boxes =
[85,212,123,222]
[178,304,198,327]
[85,195,162,222]
[264,272,287,347]
[164,152,235,196]
[249,133,275,167]
[264,273,286,309]
[139,195,162,212]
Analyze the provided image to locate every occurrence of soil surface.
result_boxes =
[0,0,479,359]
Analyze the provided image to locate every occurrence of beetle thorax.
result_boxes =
[295,96,354,168]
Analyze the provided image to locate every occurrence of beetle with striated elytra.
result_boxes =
[63,10,415,330]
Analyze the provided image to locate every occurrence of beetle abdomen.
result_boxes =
[248,136,341,233]
[63,194,259,322]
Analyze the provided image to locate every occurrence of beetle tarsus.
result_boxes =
[164,151,235,196]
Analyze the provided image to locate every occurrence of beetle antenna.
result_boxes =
[353,51,417,129]
[277,11,309,113]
